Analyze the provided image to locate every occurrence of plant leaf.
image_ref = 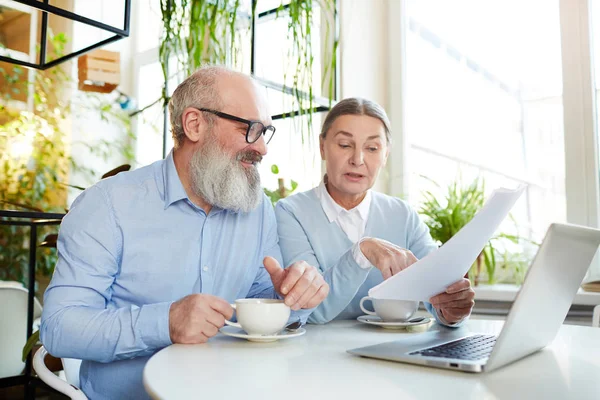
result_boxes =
[22,330,40,362]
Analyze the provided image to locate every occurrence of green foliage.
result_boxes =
[0,33,134,286]
[22,330,39,362]
[419,178,485,244]
[281,0,313,139]
[160,0,243,75]
[0,110,67,282]
[263,164,298,205]
[418,176,537,285]
[156,0,338,140]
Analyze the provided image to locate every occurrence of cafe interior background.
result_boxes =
[1,0,600,398]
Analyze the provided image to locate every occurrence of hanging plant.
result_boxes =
[159,0,244,76]
[155,0,337,141]
[280,0,329,143]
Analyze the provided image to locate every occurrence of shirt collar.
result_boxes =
[316,178,372,223]
[162,150,189,209]
[356,189,372,220]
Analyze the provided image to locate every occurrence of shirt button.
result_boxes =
[202,266,209,272]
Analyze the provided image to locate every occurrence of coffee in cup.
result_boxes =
[224,298,290,335]
[359,296,419,321]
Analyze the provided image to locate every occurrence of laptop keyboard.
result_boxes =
[409,334,497,361]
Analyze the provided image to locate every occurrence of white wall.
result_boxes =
[68,1,135,204]
[338,0,404,196]
[339,0,389,104]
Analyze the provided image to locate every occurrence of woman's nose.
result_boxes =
[351,149,364,166]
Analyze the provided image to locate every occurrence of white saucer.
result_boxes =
[219,325,307,342]
[357,315,431,330]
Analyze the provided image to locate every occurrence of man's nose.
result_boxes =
[249,133,268,156]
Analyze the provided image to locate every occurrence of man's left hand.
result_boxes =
[429,278,475,324]
[264,256,329,311]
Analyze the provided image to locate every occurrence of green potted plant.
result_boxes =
[418,176,536,286]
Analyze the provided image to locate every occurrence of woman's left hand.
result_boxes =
[429,278,475,324]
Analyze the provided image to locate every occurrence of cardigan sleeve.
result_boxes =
[275,200,371,324]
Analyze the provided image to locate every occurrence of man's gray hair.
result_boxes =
[320,97,392,144]
[168,65,235,148]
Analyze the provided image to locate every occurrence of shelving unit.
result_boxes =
[0,0,38,113]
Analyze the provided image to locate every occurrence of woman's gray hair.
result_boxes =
[320,97,392,144]
[168,65,234,148]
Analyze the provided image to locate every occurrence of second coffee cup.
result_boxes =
[359,296,419,321]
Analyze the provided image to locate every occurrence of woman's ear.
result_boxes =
[181,108,203,143]
[319,136,326,160]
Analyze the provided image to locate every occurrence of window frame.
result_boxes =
[131,0,338,163]
[388,0,600,293]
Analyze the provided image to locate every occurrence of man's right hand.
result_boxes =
[359,238,418,280]
[169,294,233,344]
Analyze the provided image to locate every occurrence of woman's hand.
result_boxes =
[359,238,418,279]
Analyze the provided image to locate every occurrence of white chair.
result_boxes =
[0,282,84,398]
[593,304,600,327]
[0,284,42,378]
[0,280,27,289]
[33,346,86,399]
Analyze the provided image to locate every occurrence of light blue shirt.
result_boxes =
[276,188,450,324]
[41,151,307,400]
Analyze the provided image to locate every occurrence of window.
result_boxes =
[404,0,565,247]
[131,0,334,193]
[594,2,600,176]
[252,0,329,192]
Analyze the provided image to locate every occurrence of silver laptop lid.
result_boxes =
[485,223,600,371]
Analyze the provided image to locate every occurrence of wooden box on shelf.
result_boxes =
[77,49,120,93]
[0,0,36,107]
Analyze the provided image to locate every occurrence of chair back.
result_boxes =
[0,284,41,378]
[34,346,87,399]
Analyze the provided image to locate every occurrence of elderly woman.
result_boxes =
[275,98,475,325]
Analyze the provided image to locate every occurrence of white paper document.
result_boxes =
[368,185,527,301]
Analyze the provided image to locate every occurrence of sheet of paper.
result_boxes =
[368,185,526,301]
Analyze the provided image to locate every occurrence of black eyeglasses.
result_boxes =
[196,108,276,144]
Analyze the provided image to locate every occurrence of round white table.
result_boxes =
[144,318,600,399]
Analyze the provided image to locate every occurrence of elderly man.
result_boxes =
[40,66,329,399]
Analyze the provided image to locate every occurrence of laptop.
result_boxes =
[348,223,600,373]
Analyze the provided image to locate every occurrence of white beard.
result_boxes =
[189,134,263,213]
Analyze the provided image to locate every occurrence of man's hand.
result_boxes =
[263,256,329,311]
[429,278,475,324]
[169,294,234,344]
[360,238,418,280]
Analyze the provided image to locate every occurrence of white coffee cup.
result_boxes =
[224,298,291,335]
[359,296,419,321]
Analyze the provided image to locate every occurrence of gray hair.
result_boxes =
[168,65,235,148]
[320,97,392,144]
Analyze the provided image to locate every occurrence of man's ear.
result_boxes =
[319,136,326,160]
[181,108,203,143]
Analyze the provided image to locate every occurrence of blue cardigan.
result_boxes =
[275,188,443,324]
